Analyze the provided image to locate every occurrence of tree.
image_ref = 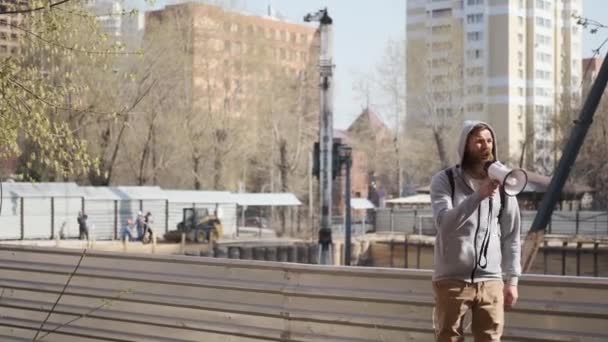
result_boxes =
[1,0,150,181]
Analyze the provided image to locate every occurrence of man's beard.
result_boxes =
[463,150,494,168]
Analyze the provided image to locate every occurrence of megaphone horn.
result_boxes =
[484,161,528,196]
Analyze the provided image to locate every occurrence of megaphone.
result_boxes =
[484,161,528,196]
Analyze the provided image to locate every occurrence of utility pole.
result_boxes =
[305,8,334,265]
[522,51,608,272]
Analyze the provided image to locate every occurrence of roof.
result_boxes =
[231,193,302,206]
[385,194,431,205]
[522,172,594,195]
[1,182,83,198]
[81,186,125,200]
[110,186,168,200]
[350,198,375,210]
[163,190,235,204]
[347,107,388,132]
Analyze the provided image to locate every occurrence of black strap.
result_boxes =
[445,168,455,206]
[446,167,505,218]
[498,187,506,221]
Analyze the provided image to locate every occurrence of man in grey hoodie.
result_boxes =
[430,121,521,341]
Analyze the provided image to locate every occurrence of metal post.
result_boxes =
[523,51,608,272]
[114,200,118,240]
[561,241,567,276]
[389,239,394,267]
[593,241,599,277]
[239,205,245,237]
[309,151,314,233]
[50,197,55,239]
[344,148,352,266]
[165,199,169,233]
[404,236,409,268]
[543,240,548,274]
[305,8,334,265]
[20,197,24,240]
[576,242,582,276]
[575,210,580,235]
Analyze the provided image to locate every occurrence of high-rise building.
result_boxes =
[0,0,27,56]
[90,0,146,47]
[406,0,582,173]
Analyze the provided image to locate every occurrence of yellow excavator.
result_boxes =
[164,208,222,243]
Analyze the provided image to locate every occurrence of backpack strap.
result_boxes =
[445,167,455,206]
[497,186,506,221]
[446,167,505,219]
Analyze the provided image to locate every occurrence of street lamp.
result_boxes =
[304,8,335,265]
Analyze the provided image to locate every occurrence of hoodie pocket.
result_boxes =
[442,235,475,275]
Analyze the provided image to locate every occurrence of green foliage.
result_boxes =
[0,0,145,180]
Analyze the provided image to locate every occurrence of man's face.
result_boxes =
[465,128,494,165]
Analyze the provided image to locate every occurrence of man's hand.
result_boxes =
[478,179,500,199]
[504,285,518,310]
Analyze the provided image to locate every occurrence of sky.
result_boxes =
[130,0,608,129]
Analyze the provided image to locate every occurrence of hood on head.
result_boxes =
[457,120,498,166]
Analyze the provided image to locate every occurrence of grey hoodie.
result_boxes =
[430,120,521,285]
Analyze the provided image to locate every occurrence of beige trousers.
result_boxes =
[433,279,504,342]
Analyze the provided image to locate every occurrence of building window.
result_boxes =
[431,24,451,34]
[535,17,552,28]
[467,31,482,41]
[467,103,484,112]
[466,67,484,77]
[535,34,551,46]
[517,51,523,66]
[467,0,483,5]
[536,52,552,63]
[432,8,452,18]
[467,13,483,24]
[466,49,483,59]
[535,69,551,80]
[536,0,551,10]
[467,85,483,94]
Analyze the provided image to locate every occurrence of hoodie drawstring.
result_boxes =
[470,198,493,283]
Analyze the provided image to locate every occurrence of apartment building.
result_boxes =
[0,0,27,56]
[406,0,582,173]
[145,3,319,118]
[90,0,146,47]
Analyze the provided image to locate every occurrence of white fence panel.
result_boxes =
[0,197,21,239]
[53,197,82,239]
[85,200,116,240]
[23,198,52,239]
